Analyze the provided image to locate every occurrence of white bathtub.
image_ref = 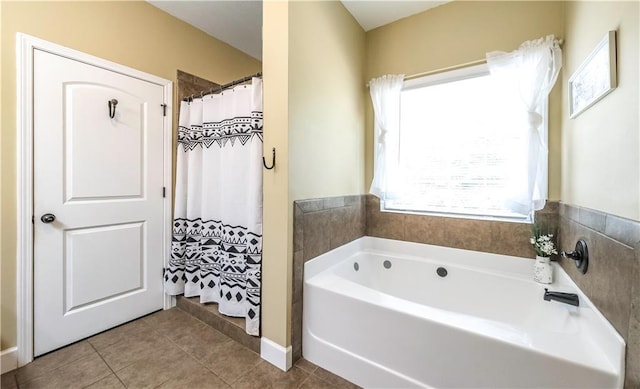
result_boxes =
[303,237,625,388]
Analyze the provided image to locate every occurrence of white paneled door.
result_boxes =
[33,49,167,356]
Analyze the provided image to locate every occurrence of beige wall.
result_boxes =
[289,1,366,201]
[261,0,366,348]
[365,1,565,201]
[261,0,291,348]
[0,0,4,356]
[562,1,639,221]
[0,1,260,350]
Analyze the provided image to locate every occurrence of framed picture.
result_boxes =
[568,30,617,118]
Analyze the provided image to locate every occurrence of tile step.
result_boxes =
[176,296,260,353]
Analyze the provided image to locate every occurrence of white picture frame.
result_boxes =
[568,30,617,118]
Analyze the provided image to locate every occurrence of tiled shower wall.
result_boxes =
[558,203,640,387]
[176,70,220,101]
[176,70,220,122]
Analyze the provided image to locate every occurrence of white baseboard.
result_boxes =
[1,347,18,374]
[260,337,292,371]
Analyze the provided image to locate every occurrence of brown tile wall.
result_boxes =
[558,203,640,388]
[292,195,366,362]
[176,70,220,101]
[366,194,558,259]
[176,70,220,126]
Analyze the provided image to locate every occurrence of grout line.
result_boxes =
[563,214,636,250]
[225,359,264,387]
[296,373,311,388]
[15,342,96,387]
[306,371,339,389]
[193,358,234,387]
[295,368,323,389]
[11,373,20,389]
[86,341,127,389]
[159,318,246,388]
[144,330,210,388]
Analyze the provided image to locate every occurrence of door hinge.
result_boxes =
[162,187,166,198]
[161,104,167,117]
[32,215,34,224]
[162,267,166,278]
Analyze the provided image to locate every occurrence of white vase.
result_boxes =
[533,255,553,284]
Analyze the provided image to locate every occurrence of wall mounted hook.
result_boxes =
[263,147,276,170]
[108,99,118,119]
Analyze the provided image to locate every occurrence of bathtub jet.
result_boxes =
[303,237,625,389]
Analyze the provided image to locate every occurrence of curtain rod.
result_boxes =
[183,71,262,102]
[404,59,486,81]
[366,59,486,87]
[403,39,563,81]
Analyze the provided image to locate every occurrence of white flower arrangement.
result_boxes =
[530,233,558,257]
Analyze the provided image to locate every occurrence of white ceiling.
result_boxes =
[147,1,451,61]
[148,0,263,60]
[341,1,449,31]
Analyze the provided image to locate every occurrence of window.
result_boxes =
[382,64,547,222]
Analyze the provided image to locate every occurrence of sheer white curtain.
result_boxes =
[486,35,562,215]
[165,78,263,336]
[368,74,405,199]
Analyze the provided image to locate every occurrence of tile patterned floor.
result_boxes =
[1,308,359,389]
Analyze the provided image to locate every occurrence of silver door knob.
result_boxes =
[40,213,56,223]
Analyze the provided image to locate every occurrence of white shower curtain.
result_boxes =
[165,78,263,336]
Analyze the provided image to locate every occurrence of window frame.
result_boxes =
[380,64,549,224]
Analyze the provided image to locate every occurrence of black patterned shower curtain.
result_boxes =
[164,78,263,335]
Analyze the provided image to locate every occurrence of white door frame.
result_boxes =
[16,33,174,366]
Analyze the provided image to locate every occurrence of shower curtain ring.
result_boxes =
[263,147,276,170]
